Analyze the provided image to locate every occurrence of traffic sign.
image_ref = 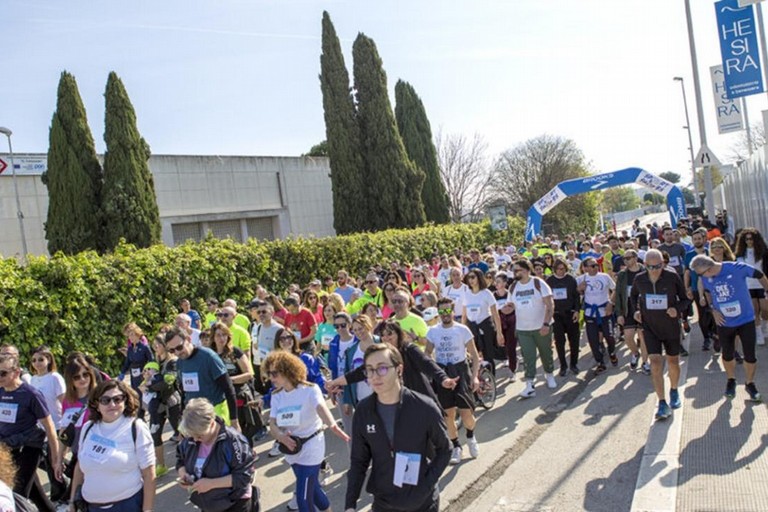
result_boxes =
[694,145,722,168]
[0,158,6,175]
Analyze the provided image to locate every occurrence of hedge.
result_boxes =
[0,217,523,373]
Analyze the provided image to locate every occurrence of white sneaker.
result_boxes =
[545,373,557,389]
[762,323,768,338]
[449,446,462,464]
[287,494,298,511]
[758,328,766,346]
[509,372,517,382]
[319,464,334,486]
[467,437,479,458]
[268,442,282,457]
[519,380,536,398]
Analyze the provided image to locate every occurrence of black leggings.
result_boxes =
[468,317,497,376]
[718,320,757,363]
[150,403,182,446]
[585,315,615,364]
[12,446,55,512]
[553,312,580,368]
[693,290,716,340]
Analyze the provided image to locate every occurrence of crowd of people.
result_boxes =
[2,211,768,512]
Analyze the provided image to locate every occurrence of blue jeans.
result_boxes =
[291,463,329,512]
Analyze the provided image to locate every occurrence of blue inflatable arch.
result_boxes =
[524,167,687,241]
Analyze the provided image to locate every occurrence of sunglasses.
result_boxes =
[586,264,598,268]
[390,299,407,305]
[365,280,378,284]
[438,308,454,315]
[746,237,754,241]
[646,264,663,270]
[279,335,295,341]
[0,368,18,378]
[73,372,91,382]
[711,245,725,249]
[31,357,47,363]
[467,275,478,280]
[363,365,395,378]
[166,343,185,354]
[257,310,269,315]
[216,312,231,318]
[333,323,348,329]
[98,394,126,406]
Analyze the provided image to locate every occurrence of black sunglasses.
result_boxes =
[0,368,17,378]
[166,343,185,354]
[98,394,126,406]
[334,323,348,329]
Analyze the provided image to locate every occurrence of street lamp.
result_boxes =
[673,76,699,203]
[0,127,28,259]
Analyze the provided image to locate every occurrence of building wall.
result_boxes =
[0,153,334,258]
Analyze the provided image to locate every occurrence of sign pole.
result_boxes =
[755,3,768,103]
[685,0,717,219]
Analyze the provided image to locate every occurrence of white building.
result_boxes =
[0,153,335,258]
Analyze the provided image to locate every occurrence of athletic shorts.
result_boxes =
[436,361,474,411]
[749,288,765,299]
[642,329,680,357]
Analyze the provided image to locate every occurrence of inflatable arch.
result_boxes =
[524,167,687,241]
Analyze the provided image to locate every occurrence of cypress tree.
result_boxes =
[42,71,103,254]
[394,80,450,224]
[319,11,366,234]
[353,34,426,230]
[101,72,161,250]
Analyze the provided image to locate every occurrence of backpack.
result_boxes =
[82,418,139,447]
[508,277,543,296]
[13,492,38,512]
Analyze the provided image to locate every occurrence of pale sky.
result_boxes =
[3,0,767,188]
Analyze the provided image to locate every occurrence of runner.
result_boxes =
[577,257,617,373]
[630,249,690,420]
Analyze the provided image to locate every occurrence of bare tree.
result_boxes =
[728,122,766,162]
[435,130,494,222]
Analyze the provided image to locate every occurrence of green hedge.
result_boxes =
[0,217,523,373]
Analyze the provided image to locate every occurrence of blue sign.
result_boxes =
[715,0,764,99]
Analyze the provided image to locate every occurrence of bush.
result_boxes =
[0,217,522,373]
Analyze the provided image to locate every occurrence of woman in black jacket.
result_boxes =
[546,257,582,376]
[176,398,257,512]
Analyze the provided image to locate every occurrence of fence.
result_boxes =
[713,146,768,235]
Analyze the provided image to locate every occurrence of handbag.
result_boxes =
[277,429,322,455]
[59,406,86,447]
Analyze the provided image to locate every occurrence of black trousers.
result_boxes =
[12,446,55,512]
[693,290,715,341]
[553,312,580,368]
[585,316,615,364]
[468,317,497,376]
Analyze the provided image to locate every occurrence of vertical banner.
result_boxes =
[711,65,745,133]
[715,0,765,98]
[488,205,508,231]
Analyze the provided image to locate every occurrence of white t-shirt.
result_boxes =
[436,267,452,287]
[190,328,202,347]
[351,346,373,402]
[577,273,616,317]
[463,289,497,324]
[739,249,763,289]
[0,481,13,512]
[254,322,281,364]
[30,372,65,427]
[270,384,325,465]
[442,283,468,315]
[78,416,155,504]
[495,253,512,267]
[337,337,356,377]
[426,323,474,365]
[510,278,553,331]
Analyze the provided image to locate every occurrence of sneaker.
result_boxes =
[467,437,479,458]
[609,353,618,366]
[170,433,181,443]
[725,378,737,399]
[629,353,639,370]
[746,382,763,402]
[287,494,298,511]
[641,362,651,375]
[762,323,768,338]
[55,502,70,512]
[655,401,672,420]
[680,347,690,357]
[757,329,766,346]
[669,388,681,409]
[319,464,334,486]
[545,373,557,389]
[735,351,744,364]
[509,372,517,383]
[559,366,568,377]
[449,446,462,465]
[519,380,536,398]
[570,364,580,375]
[594,363,607,375]
[269,442,282,457]
[155,464,168,478]
[702,338,711,352]
[682,320,691,333]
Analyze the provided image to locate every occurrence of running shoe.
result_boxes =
[735,351,744,364]
[570,363,580,375]
[170,433,182,443]
[319,464,334,486]
[155,465,168,478]
[559,366,568,377]
[594,363,607,375]
[682,320,691,333]
[725,378,737,399]
[467,437,479,458]
[655,401,671,420]
[519,380,536,398]
[629,353,639,370]
[449,446,462,465]
[746,382,763,402]
[545,373,557,389]
[757,328,766,347]
[669,388,681,409]
[680,347,689,357]
[287,494,298,511]
[702,338,711,352]
[641,362,651,375]
[509,372,517,383]
[268,442,282,457]
[609,353,618,366]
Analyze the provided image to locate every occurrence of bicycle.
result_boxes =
[454,359,497,431]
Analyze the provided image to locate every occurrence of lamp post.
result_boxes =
[0,127,28,259]
[673,76,699,201]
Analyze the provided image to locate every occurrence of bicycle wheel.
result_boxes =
[476,366,496,409]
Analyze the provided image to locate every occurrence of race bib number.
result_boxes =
[496,298,508,309]
[83,434,117,465]
[182,372,200,392]
[276,405,301,428]
[252,346,261,365]
[721,301,742,318]
[394,452,421,487]
[142,391,156,406]
[321,335,334,350]
[61,408,82,428]
[669,256,680,267]
[552,288,567,301]
[131,367,142,378]
[646,294,668,311]
[627,285,632,298]
[0,403,18,424]
[467,304,480,316]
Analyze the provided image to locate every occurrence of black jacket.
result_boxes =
[175,417,256,512]
[546,274,580,315]
[345,387,450,511]
[630,269,691,339]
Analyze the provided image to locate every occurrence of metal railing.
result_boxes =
[713,147,768,234]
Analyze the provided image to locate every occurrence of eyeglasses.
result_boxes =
[333,323,348,329]
[98,394,126,406]
[31,357,47,363]
[166,343,185,354]
[390,299,407,305]
[267,370,280,377]
[73,372,91,382]
[279,335,295,341]
[364,365,395,378]
[216,313,231,318]
[438,308,453,315]
[0,368,18,378]
[467,275,477,280]
[711,245,725,249]
[257,310,269,315]
[646,264,663,270]
[586,264,598,268]
[746,237,754,241]
[365,280,378,284]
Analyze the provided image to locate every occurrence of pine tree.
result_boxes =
[101,72,161,250]
[319,11,366,234]
[353,34,426,230]
[42,71,103,254]
[394,80,450,224]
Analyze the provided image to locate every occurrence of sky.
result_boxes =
[3,0,768,189]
